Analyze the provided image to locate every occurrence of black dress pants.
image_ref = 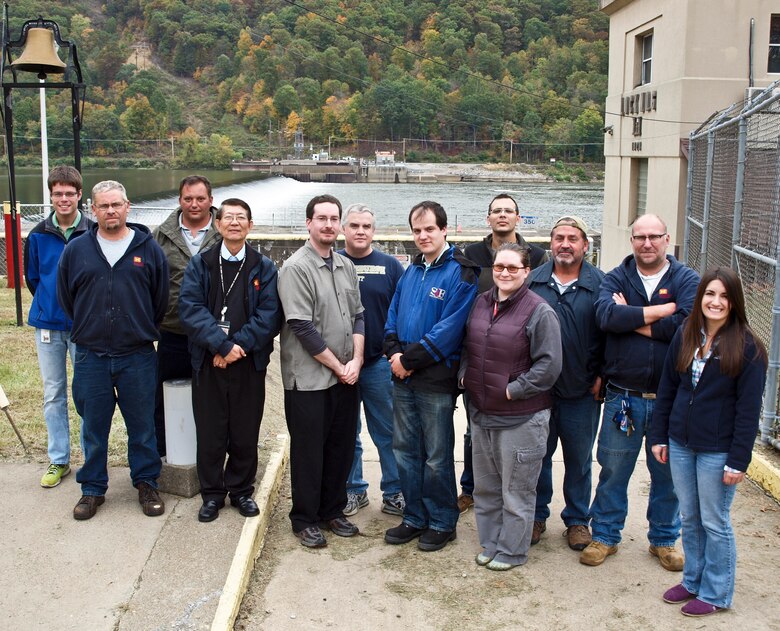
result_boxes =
[285,382,359,532]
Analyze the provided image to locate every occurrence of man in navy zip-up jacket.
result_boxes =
[581,214,699,571]
[24,166,93,489]
[57,180,168,521]
[383,201,479,552]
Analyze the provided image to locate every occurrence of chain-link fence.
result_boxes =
[684,80,780,449]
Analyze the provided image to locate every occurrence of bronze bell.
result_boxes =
[11,28,66,75]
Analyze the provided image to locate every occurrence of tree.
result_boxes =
[273,84,301,121]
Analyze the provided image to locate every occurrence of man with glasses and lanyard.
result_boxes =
[580,214,699,570]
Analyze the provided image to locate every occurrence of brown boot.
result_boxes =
[579,541,618,566]
[565,525,592,551]
[531,520,546,545]
[649,545,684,571]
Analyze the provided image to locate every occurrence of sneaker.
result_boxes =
[344,491,369,516]
[385,522,425,545]
[295,526,327,548]
[663,584,697,604]
[531,520,546,545]
[137,482,165,517]
[381,492,405,516]
[321,517,359,537]
[681,598,723,617]
[475,551,494,566]
[41,463,71,488]
[579,541,618,566]
[565,525,592,551]
[457,493,474,513]
[73,495,105,520]
[649,545,684,571]
[417,528,457,552]
[486,559,519,571]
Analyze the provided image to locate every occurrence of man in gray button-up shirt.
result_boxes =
[278,194,365,548]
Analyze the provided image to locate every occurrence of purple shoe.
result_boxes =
[681,598,723,617]
[663,584,696,604]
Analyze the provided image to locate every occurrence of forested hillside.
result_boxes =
[5,0,609,166]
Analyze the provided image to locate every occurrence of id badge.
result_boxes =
[218,320,230,336]
[40,329,51,343]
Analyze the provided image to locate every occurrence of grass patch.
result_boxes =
[0,283,128,465]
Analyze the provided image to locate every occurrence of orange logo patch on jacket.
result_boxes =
[253,279,260,291]
[133,256,143,267]
[659,288,669,296]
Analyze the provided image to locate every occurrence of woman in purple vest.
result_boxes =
[459,243,562,570]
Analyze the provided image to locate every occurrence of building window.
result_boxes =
[632,158,648,220]
[770,15,780,73]
[641,33,653,84]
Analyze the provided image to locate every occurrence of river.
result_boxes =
[7,167,603,232]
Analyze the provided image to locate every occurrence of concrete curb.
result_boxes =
[211,433,290,631]
[747,450,780,501]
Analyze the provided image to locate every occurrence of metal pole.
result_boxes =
[731,117,748,268]
[39,78,49,207]
[683,136,695,264]
[699,131,716,274]
[4,84,23,325]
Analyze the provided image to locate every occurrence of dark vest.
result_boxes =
[464,283,552,416]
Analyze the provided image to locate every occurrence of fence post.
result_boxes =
[732,117,748,269]
[699,131,716,274]
[683,134,695,264]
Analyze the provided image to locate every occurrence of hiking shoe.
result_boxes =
[681,598,723,617]
[649,545,684,571]
[295,526,327,548]
[418,528,457,552]
[385,522,425,544]
[138,482,165,517]
[344,491,369,516]
[475,551,494,566]
[457,493,474,513]
[381,492,405,516]
[663,583,697,604]
[579,541,618,566]
[41,463,71,488]
[73,495,104,520]
[322,517,359,537]
[565,525,592,551]
[531,520,546,545]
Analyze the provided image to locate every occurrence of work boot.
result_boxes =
[579,541,618,566]
[649,545,684,571]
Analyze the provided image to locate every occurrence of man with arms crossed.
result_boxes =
[384,201,478,552]
[278,194,365,547]
[581,214,699,569]
[57,181,168,520]
[338,203,405,517]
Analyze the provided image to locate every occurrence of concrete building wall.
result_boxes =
[599,0,779,269]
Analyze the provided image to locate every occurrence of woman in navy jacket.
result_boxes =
[650,267,767,617]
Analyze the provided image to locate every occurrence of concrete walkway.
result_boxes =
[2,388,779,630]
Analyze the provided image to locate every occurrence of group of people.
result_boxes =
[24,169,766,618]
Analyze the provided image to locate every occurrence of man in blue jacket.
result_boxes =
[580,214,699,569]
[383,201,479,552]
[24,166,93,488]
[528,216,604,551]
[179,198,281,523]
[57,180,169,521]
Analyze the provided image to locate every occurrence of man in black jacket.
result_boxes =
[457,193,548,512]
[57,180,169,521]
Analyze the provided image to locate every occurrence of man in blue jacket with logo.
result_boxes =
[383,201,479,552]
[580,214,699,570]
[24,166,93,489]
[57,180,169,521]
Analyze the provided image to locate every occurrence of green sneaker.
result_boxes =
[40,463,71,488]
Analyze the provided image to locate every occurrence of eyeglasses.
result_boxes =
[489,207,518,216]
[492,264,525,274]
[221,214,249,223]
[51,191,79,199]
[631,233,667,243]
[94,201,126,211]
[311,216,340,225]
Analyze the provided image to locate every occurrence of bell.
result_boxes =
[11,28,66,75]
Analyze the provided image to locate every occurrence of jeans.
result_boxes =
[392,382,458,532]
[670,440,737,608]
[34,329,78,464]
[72,346,161,496]
[346,358,401,499]
[589,387,680,546]
[473,410,549,565]
[459,392,474,496]
[535,394,600,525]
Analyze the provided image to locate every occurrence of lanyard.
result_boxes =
[218,255,246,321]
